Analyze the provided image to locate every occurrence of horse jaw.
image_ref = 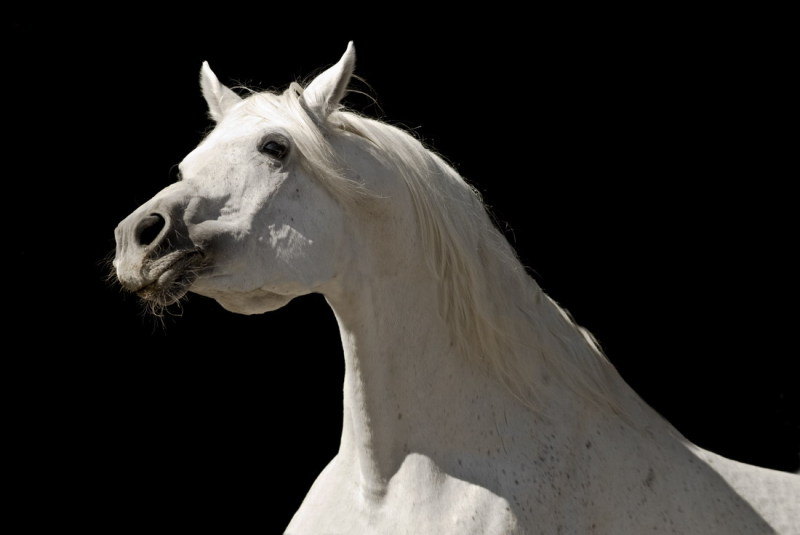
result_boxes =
[191,285,295,315]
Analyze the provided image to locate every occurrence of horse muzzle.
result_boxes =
[113,185,206,304]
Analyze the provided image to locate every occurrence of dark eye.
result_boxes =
[259,139,288,159]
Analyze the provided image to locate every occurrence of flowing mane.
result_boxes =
[234,85,624,412]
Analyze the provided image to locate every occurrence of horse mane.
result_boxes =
[243,86,625,413]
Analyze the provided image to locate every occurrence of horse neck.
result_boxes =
[317,137,675,498]
[324,262,488,485]
[322,238,607,496]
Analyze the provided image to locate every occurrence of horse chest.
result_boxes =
[284,454,523,535]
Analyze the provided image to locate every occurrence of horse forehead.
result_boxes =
[181,117,263,171]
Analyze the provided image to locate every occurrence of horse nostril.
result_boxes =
[135,213,166,247]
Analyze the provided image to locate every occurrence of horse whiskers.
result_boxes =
[100,249,120,286]
[137,260,215,323]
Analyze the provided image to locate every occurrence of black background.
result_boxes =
[7,11,797,532]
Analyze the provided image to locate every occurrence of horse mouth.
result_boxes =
[136,249,205,306]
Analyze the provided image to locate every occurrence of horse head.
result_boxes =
[113,43,374,315]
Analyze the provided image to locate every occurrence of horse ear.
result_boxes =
[302,41,356,121]
[200,61,242,122]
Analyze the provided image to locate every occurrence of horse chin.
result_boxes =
[137,282,193,307]
[135,249,205,308]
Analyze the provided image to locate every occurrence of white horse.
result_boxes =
[113,43,799,534]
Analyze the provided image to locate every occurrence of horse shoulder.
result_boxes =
[692,446,800,534]
[549,418,788,534]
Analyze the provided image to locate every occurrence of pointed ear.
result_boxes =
[302,41,356,121]
[200,61,242,122]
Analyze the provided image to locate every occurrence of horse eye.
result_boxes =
[259,140,288,159]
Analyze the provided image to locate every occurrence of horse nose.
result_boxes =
[135,213,166,247]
